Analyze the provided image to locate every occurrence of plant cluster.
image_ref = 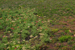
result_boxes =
[58,35,72,42]
[0,8,52,50]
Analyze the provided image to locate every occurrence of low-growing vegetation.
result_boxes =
[0,0,75,50]
[0,8,52,50]
[58,35,72,42]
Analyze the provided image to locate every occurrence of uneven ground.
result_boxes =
[0,0,75,50]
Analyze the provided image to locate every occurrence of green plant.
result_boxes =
[66,8,72,11]
[2,37,8,43]
[67,41,73,45]
[0,0,75,49]
[72,45,75,50]
[65,30,70,33]
[0,43,6,49]
[59,32,65,35]
[0,25,3,30]
[42,34,51,43]
[0,7,52,50]
[51,28,59,33]
[6,27,11,32]
[58,35,72,42]
[44,38,51,43]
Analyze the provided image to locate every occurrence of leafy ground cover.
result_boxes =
[0,8,52,50]
[0,0,75,50]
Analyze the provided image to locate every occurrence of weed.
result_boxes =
[58,35,72,42]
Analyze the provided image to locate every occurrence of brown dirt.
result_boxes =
[0,30,4,36]
[40,16,75,50]
[0,30,4,40]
